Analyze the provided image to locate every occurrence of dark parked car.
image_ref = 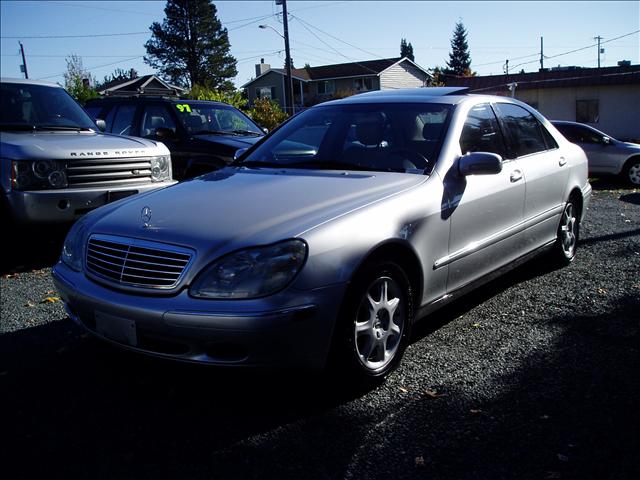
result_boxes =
[84,97,265,180]
[552,120,640,186]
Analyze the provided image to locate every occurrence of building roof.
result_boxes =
[242,57,430,87]
[98,74,186,97]
[444,64,640,94]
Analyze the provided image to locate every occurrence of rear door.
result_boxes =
[495,103,568,248]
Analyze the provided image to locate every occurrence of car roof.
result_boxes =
[324,87,471,106]
[1,77,62,88]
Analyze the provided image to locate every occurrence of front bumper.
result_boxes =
[52,262,346,370]
[5,181,177,224]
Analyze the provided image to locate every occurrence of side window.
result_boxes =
[540,123,558,150]
[459,103,507,158]
[140,105,176,138]
[495,103,548,157]
[111,104,136,136]
[84,106,102,120]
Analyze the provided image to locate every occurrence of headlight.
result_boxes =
[61,217,88,271]
[11,160,68,190]
[190,239,307,299]
[150,155,171,182]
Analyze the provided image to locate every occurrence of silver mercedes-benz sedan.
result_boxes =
[52,87,591,381]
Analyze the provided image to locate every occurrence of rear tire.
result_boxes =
[622,157,640,187]
[549,198,580,266]
[329,260,413,384]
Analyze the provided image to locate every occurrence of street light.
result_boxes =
[258,16,294,115]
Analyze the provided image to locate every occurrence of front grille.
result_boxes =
[86,235,192,289]
[66,157,152,187]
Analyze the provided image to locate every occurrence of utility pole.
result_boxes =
[277,0,294,115]
[594,35,603,68]
[503,59,509,75]
[540,36,544,71]
[19,41,29,79]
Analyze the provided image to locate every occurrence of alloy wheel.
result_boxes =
[354,276,406,371]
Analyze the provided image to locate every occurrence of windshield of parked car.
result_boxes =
[0,82,97,130]
[238,103,452,173]
[172,103,263,136]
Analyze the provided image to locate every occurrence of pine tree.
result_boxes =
[444,21,473,77]
[144,0,237,90]
[400,38,415,62]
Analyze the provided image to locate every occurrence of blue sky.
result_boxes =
[1,1,638,89]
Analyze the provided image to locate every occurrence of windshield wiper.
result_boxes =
[0,124,91,132]
[230,129,262,136]
[235,159,375,171]
[193,129,240,136]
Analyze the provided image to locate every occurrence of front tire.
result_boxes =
[330,261,413,382]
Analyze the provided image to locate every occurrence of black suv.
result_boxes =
[84,97,265,180]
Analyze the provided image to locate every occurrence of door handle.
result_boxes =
[559,156,567,166]
[510,169,523,182]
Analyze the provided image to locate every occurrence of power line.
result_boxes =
[292,17,381,75]
[36,56,143,80]
[2,32,148,39]
[291,14,384,60]
[510,30,640,71]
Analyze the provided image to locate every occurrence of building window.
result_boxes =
[354,77,373,91]
[576,99,599,123]
[317,80,335,95]
[256,86,276,100]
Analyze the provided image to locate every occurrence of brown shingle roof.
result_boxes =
[445,64,640,93]
[270,57,405,81]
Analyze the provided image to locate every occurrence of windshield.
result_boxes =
[240,102,452,173]
[0,82,97,130]
[172,102,263,136]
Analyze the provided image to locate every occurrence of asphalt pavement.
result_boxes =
[1,180,638,480]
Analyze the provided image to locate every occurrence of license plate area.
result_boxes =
[95,311,137,346]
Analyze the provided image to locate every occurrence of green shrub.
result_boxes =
[247,98,288,131]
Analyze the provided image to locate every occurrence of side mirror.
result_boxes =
[602,136,611,145]
[234,147,248,161]
[95,119,106,132]
[155,127,176,140]
[262,127,269,134]
[459,152,503,176]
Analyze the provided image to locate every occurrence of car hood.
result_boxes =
[192,133,263,149]
[0,131,164,160]
[89,166,426,261]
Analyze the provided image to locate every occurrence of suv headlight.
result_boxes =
[150,155,171,182]
[190,239,307,299]
[61,217,88,272]
[11,160,68,190]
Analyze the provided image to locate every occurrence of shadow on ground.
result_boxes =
[1,224,68,275]
[2,253,638,479]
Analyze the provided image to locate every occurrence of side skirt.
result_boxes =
[414,239,556,322]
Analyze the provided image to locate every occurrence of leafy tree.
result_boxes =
[248,98,288,131]
[144,0,237,90]
[187,84,247,110]
[98,68,138,89]
[400,38,415,62]
[63,54,98,105]
[444,21,474,77]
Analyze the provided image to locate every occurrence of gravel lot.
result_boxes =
[1,180,638,480]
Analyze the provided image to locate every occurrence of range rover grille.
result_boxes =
[86,235,192,289]
[66,157,152,187]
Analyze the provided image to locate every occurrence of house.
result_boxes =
[445,63,640,141]
[98,74,186,97]
[242,56,431,112]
